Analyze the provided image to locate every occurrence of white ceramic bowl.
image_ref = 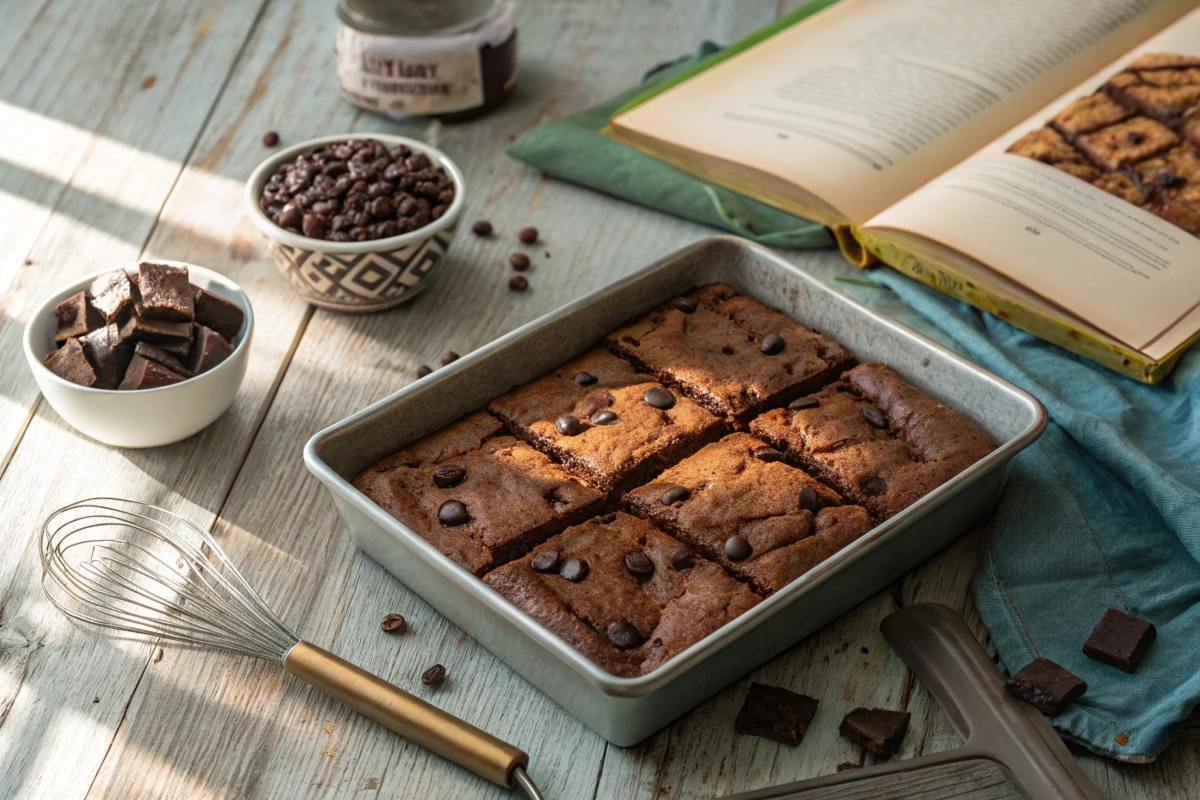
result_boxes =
[244,133,465,313]
[23,262,254,448]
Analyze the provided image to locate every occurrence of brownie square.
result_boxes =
[625,433,873,595]
[119,313,193,345]
[1051,92,1135,137]
[1005,657,1088,716]
[44,338,98,387]
[1075,116,1179,171]
[839,708,911,756]
[734,682,819,745]
[353,412,606,576]
[118,354,185,391]
[483,512,761,676]
[54,291,104,345]
[1151,183,1200,236]
[79,323,134,390]
[1107,74,1200,127]
[193,287,245,342]
[134,341,191,377]
[186,324,233,375]
[1092,172,1149,206]
[1006,128,1102,182]
[1083,609,1156,673]
[606,284,853,423]
[89,269,134,323]
[487,349,725,492]
[135,262,194,322]
[750,364,995,520]
[1130,146,1200,194]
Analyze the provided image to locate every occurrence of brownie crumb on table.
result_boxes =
[838,707,911,756]
[734,682,819,745]
[1005,657,1088,716]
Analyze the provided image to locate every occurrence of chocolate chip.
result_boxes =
[672,297,698,313]
[421,664,446,686]
[437,500,469,526]
[590,409,618,426]
[440,351,459,366]
[471,219,493,236]
[670,546,693,570]
[725,535,752,561]
[799,486,818,510]
[559,557,588,582]
[416,364,433,378]
[509,252,531,271]
[518,226,538,244]
[862,406,888,429]
[789,397,820,411]
[753,446,784,462]
[531,550,560,573]
[643,386,676,410]
[556,415,582,436]
[624,552,655,578]
[1127,131,1145,145]
[759,333,785,355]
[1156,171,1184,190]
[508,275,529,291]
[262,131,280,147]
[433,464,466,488]
[573,371,597,386]
[607,620,643,650]
[380,613,407,634]
[661,485,690,505]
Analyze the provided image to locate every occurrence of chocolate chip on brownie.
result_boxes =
[735,682,819,746]
[661,485,690,505]
[624,551,655,578]
[559,557,589,582]
[1083,609,1156,673]
[432,464,466,488]
[589,409,618,426]
[438,500,470,526]
[530,550,560,573]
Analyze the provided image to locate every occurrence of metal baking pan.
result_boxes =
[304,236,1046,746]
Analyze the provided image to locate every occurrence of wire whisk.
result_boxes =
[41,498,541,799]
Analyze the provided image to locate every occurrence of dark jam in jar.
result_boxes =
[336,0,517,121]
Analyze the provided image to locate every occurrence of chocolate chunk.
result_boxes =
[437,500,469,526]
[192,288,245,342]
[43,339,99,387]
[607,620,642,650]
[416,364,433,378]
[54,292,104,344]
[518,226,538,244]
[89,270,135,323]
[753,446,784,462]
[471,220,493,236]
[135,262,194,322]
[509,252,531,271]
[862,406,888,429]
[1128,131,1145,145]
[508,274,529,291]
[1083,609,1156,673]
[799,486,818,510]
[440,351,459,366]
[118,354,185,390]
[556,415,582,436]
[669,546,693,570]
[573,371,597,386]
[725,535,752,561]
[380,613,407,633]
[133,341,191,377]
[735,682,819,745]
[432,464,466,488]
[624,551,655,578]
[421,664,446,686]
[788,397,820,411]
[760,333,785,355]
[672,297,697,314]
[839,708,911,756]
[1005,657,1088,715]
[262,131,280,147]
[530,550,560,573]
[661,485,690,505]
[642,385,676,410]
[590,409,618,426]
[185,324,234,376]
[559,557,588,582]
[80,324,134,389]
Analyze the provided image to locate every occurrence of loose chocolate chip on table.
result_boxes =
[416,364,433,378]
[661,485,690,505]
[573,371,597,386]
[440,351,460,366]
[862,406,888,429]
[590,409,618,426]
[471,219,493,236]
[262,131,279,146]
[607,621,643,650]
[509,274,529,291]
[556,415,582,436]
[421,664,446,686]
[518,226,538,244]
[559,557,589,582]
[531,550,560,573]
[753,446,784,462]
[509,252,531,271]
[735,682,819,746]
[799,486,818,510]
[1083,608,1156,673]
[759,333,785,355]
[725,535,752,561]
[643,385,676,410]
[1005,657,1087,715]
[839,708,911,756]
[670,546,693,570]
[624,551,655,578]
[432,464,466,488]
[789,397,820,411]
[380,613,407,634]
[437,500,469,526]
[672,297,698,314]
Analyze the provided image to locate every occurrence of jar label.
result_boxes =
[337,25,486,114]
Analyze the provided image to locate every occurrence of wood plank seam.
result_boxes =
[0,396,39,485]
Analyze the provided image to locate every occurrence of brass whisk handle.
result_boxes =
[283,641,528,788]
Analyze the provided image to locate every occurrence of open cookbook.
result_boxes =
[607,0,1200,382]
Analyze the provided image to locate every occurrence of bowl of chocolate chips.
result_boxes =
[23,261,252,448]
[245,133,464,313]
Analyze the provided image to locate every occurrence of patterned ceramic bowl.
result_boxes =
[244,133,464,313]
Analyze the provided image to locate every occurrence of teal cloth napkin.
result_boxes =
[507,45,1200,761]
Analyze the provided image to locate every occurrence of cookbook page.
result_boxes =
[865,8,1200,359]
[610,0,1194,225]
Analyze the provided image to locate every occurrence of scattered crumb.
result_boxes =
[544,251,550,258]
[1115,734,1129,746]
[456,633,467,646]
[325,722,335,734]
[23,258,32,266]
[361,778,381,790]
[889,582,905,608]
[153,647,164,663]
[92,696,100,704]
[140,75,156,90]
[860,646,869,655]
[836,761,860,772]
[298,708,309,723]
[322,748,337,758]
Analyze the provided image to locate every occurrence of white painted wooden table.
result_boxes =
[0,1,1195,797]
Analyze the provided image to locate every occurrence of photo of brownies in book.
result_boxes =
[1007,53,1200,238]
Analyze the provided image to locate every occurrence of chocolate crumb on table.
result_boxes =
[734,682,819,745]
[1005,657,1088,715]
[1083,609,1157,673]
[838,707,911,756]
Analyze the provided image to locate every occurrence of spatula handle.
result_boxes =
[283,640,527,788]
